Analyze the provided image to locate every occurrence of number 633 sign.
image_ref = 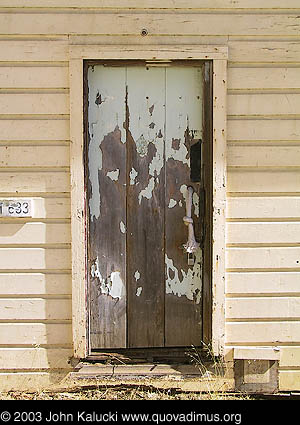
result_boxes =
[0,200,32,217]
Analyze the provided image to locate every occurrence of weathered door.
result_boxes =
[86,63,204,350]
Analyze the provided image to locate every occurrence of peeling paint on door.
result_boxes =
[87,64,204,349]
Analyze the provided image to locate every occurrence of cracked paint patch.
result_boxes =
[120,221,126,234]
[91,257,125,300]
[168,198,177,209]
[136,287,143,297]
[134,270,141,281]
[165,252,202,304]
[138,177,155,204]
[106,169,120,181]
[129,167,138,185]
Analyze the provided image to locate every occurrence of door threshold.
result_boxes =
[72,363,204,381]
[86,347,204,365]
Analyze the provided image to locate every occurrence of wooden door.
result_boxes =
[86,63,204,350]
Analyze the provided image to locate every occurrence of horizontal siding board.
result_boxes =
[279,371,300,391]
[0,66,69,89]
[228,169,300,193]
[280,347,300,367]
[229,41,300,63]
[226,322,300,344]
[0,348,72,370]
[0,120,69,141]
[0,273,71,295]
[0,94,69,115]
[0,14,300,36]
[228,145,300,167]
[4,1,300,8]
[0,248,71,270]
[0,41,68,62]
[228,94,300,117]
[228,120,300,141]
[23,197,70,219]
[0,223,70,245]
[228,68,300,90]
[226,272,300,295]
[227,197,300,219]
[0,372,69,391]
[0,145,69,167]
[0,172,70,193]
[227,247,300,270]
[0,323,72,345]
[227,297,300,319]
[0,299,71,320]
[227,222,300,244]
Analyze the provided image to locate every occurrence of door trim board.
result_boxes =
[69,44,227,358]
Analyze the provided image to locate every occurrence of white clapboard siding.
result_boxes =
[4,1,300,8]
[227,145,300,168]
[0,13,300,36]
[226,322,300,344]
[227,247,300,270]
[228,169,300,193]
[0,299,71,321]
[0,248,71,270]
[0,273,71,295]
[0,41,68,62]
[228,68,300,90]
[0,223,71,245]
[0,348,72,370]
[0,145,69,168]
[227,197,300,219]
[0,120,69,141]
[228,120,300,141]
[0,172,70,193]
[0,94,69,115]
[0,66,69,89]
[227,272,300,295]
[228,94,300,117]
[229,41,300,63]
[227,297,300,319]
[227,222,300,244]
[0,323,72,345]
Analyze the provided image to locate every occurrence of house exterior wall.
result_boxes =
[0,0,299,391]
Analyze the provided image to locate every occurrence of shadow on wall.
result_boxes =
[0,194,74,390]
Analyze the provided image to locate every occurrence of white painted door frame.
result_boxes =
[69,44,227,358]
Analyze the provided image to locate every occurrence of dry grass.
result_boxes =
[0,384,251,400]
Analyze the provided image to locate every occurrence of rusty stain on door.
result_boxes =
[86,63,204,349]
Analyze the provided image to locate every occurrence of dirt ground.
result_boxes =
[0,383,251,400]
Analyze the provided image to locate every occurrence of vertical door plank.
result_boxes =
[87,65,127,349]
[126,67,165,348]
[165,66,203,347]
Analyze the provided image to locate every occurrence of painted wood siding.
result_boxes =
[0,1,299,391]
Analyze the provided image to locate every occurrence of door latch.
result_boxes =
[183,186,200,262]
